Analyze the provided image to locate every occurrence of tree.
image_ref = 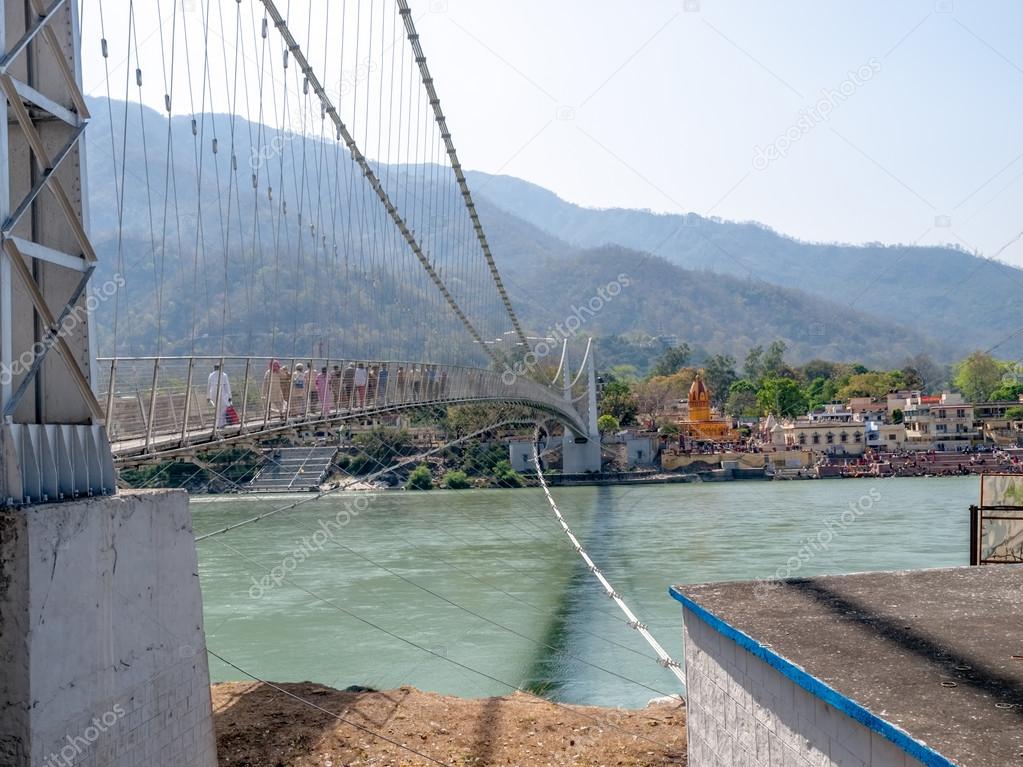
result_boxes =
[724,379,758,417]
[650,343,692,377]
[441,470,471,489]
[953,351,1005,402]
[761,340,788,379]
[599,379,638,425]
[492,460,525,487]
[350,428,413,474]
[891,408,904,424]
[803,376,838,411]
[597,414,620,434]
[900,366,924,390]
[444,404,515,437]
[756,378,808,417]
[743,345,764,382]
[405,464,433,490]
[703,354,738,407]
[801,359,840,382]
[1005,406,1023,421]
[989,381,1023,402]
[632,370,693,422]
[835,372,899,401]
[903,353,946,392]
[607,364,640,383]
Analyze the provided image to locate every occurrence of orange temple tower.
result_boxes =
[678,372,737,443]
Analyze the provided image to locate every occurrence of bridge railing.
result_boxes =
[96,356,581,459]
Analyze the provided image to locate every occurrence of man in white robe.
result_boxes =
[207,364,232,429]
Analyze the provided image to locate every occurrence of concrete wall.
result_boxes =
[626,437,654,466]
[508,441,537,473]
[682,607,925,767]
[0,490,217,767]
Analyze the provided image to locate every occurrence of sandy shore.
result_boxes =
[212,682,687,766]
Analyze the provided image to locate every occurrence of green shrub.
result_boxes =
[441,470,471,489]
[405,464,433,491]
[492,459,525,488]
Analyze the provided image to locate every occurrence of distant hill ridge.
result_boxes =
[80,96,997,364]
[466,171,1023,359]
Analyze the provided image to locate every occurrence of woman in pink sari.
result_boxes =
[315,366,334,416]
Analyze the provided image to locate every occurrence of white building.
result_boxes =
[902,391,977,451]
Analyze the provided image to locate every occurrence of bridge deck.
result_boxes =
[99,356,586,463]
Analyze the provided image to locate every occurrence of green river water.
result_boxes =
[193,476,974,708]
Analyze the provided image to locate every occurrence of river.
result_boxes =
[193,476,974,708]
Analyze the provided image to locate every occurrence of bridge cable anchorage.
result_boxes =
[396,0,529,349]
[206,650,456,767]
[531,429,687,686]
[256,0,504,367]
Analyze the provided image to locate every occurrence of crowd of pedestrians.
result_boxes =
[242,360,452,425]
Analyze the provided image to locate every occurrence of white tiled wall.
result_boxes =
[682,607,927,767]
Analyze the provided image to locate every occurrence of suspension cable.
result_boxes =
[257,0,502,366]
[395,0,528,350]
[531,429,686,686]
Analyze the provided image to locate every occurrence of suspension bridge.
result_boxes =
[0,2,682,766]
[0,0,600,480]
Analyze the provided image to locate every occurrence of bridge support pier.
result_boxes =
[0,490,218,767]
[562,435,602,474]
[561,338,602,474]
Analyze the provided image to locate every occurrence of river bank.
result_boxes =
[212,682,686,766]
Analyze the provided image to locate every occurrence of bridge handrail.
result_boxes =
[97,355,586,461]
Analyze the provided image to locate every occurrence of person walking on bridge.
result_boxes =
[330,365,342,406]
[263,359,286,421]
[376,364,389,405]
[291,363,308,416]
[342,363,356,407]
[395,365,405,403]
[411,365,423,401]
[316,366,334,416]
[366,365,378,405]
[207,364,232,429]
[354,362,368,408]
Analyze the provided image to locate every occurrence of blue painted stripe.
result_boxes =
[668,586,957,767]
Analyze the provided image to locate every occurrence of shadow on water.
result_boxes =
[522,485,620,700]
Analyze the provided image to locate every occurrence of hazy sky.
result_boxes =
[80,0,1023,265]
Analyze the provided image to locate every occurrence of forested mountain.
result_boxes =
[466,171,1023,359]
[82,97,959,366]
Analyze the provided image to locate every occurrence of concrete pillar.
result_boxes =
[562,339,601,473]
[0,491,217,767]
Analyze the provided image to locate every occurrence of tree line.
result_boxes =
[599,341,1023,425]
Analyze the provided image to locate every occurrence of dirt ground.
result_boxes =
[212,682,687,766]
